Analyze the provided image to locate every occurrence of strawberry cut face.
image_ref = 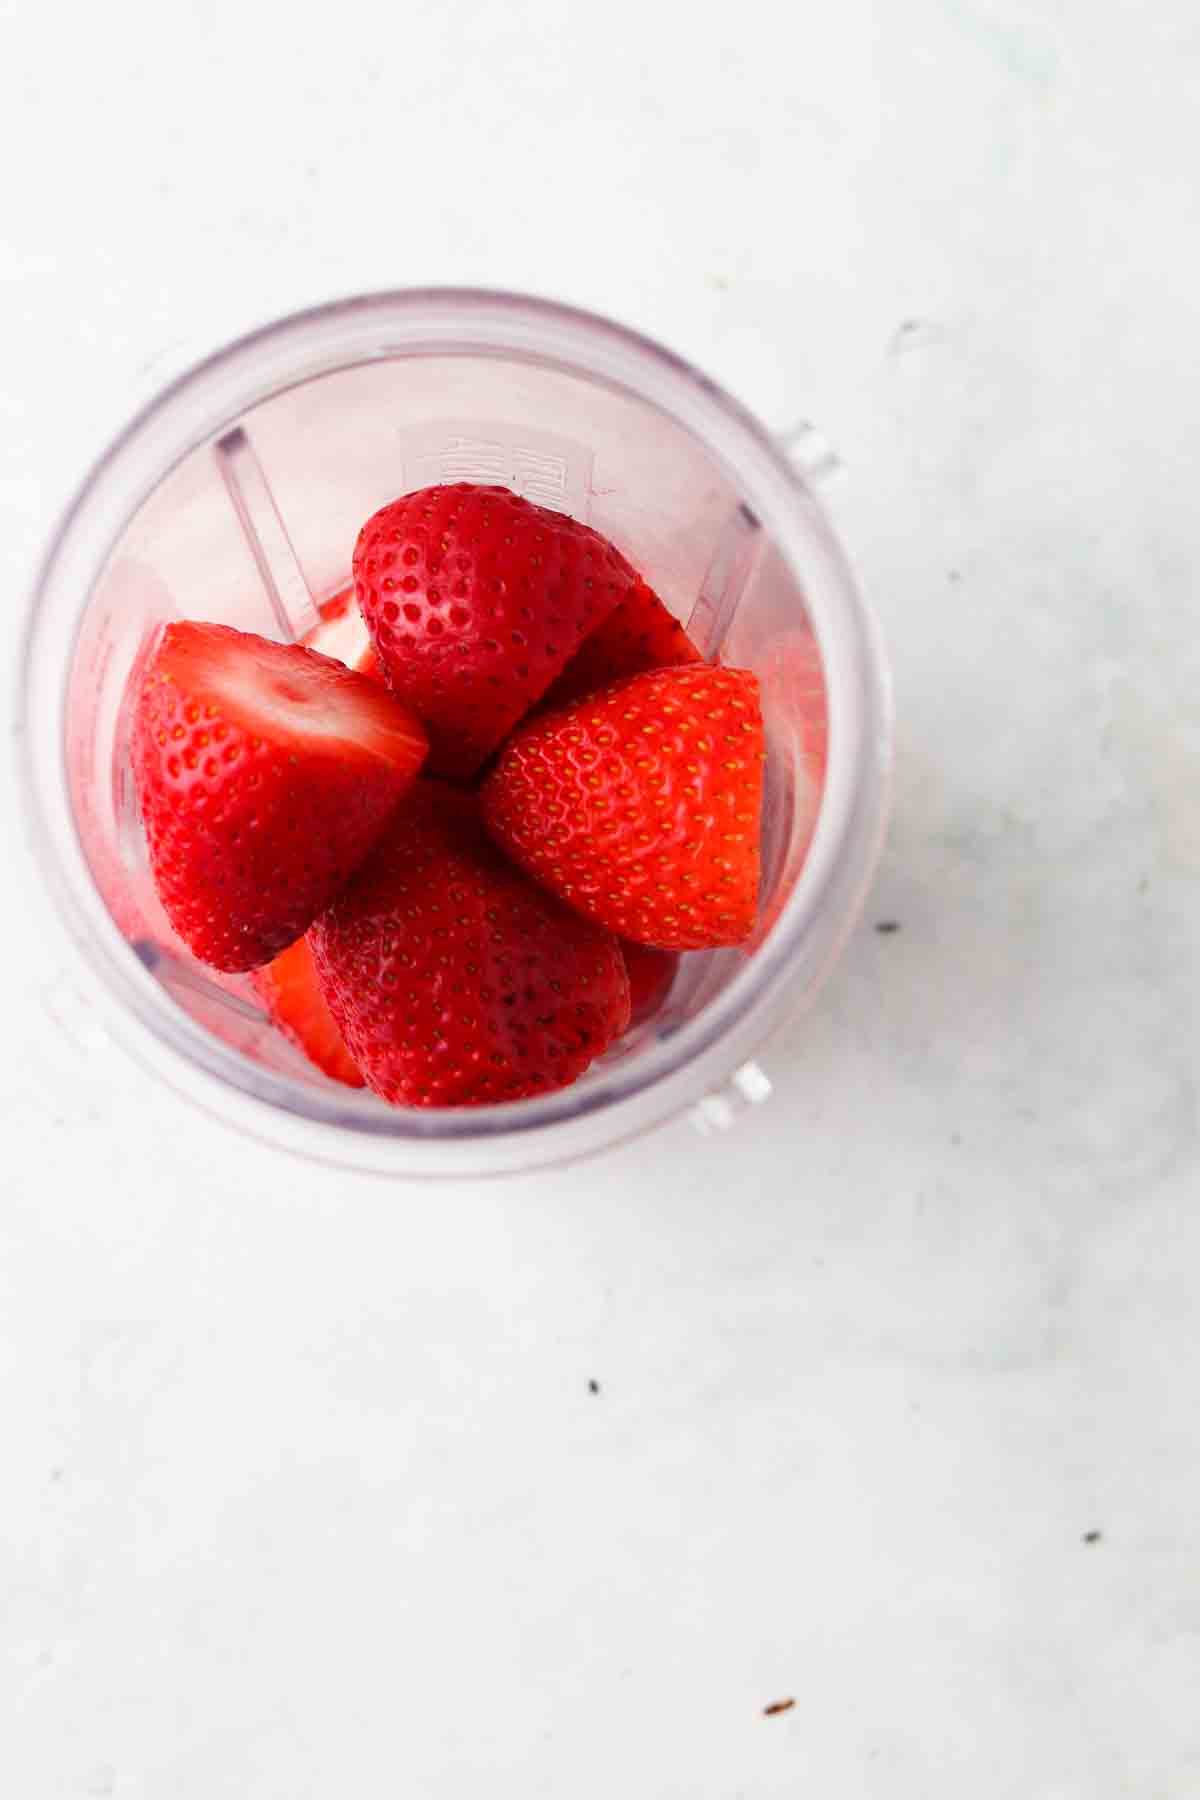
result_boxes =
[300,585,387,687]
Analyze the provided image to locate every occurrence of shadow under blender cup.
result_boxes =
[17,289,892,1177]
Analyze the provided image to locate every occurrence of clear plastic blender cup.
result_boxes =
[17,290,892,1176]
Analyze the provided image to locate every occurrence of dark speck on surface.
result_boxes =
[1083,1530,1102,1544]
[888,317,943,356]
[763,1698,795,1717]
[875,920,900,934]
[588,1379,600,1395]
[948,569,962,583]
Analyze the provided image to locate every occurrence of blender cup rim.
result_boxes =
[16,287,891,1164]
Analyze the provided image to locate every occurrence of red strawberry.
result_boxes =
[132,622,427,971]
[353,483,640,781]
[620,941,679,1024]
[480,664,764,951]
[541,577,701,709]
[250,936,364,1087]
[309,782,631,1107]
[355,641,387,686]
[302,586,387,686]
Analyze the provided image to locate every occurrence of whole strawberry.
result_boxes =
[309,782,631,1107]
[301,585,387,686]
[250,936,364,1087]
[620,941,680,1024]
[481,664,764,951]
[541,577,701,710]
[353,484,640,780]
[132,622,427,971]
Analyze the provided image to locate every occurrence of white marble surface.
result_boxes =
[3,2,1199,1794]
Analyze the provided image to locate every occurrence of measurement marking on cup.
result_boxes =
[416,437,570,509]
[401,421,594,519]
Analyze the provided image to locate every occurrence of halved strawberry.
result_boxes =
[620,941,680,1024]
[354,641,387,686]
[309,782,631,1107]
[301,585,386,686]
[541,578,701,710]
[353,484,640,781]
[250,936,364,1087]
[132,622,427,971]
[480,664,764,951]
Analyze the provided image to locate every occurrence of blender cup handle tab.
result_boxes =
[775,421,844,488]
[688,1060,773,1135]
